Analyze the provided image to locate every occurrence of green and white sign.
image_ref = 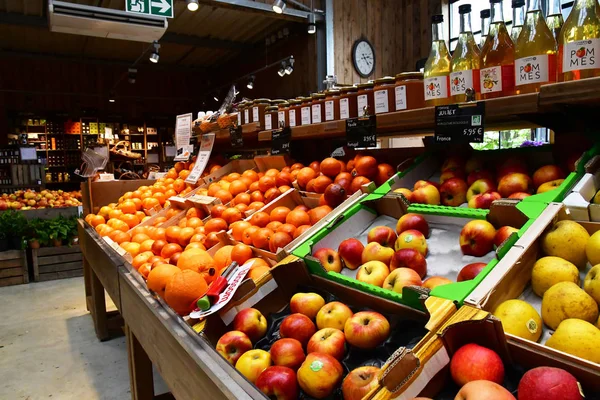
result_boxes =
[125,0,173,18]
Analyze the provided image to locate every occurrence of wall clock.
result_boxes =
[352,38,375,78]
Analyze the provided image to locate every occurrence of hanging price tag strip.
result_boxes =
[229,125,243,148]
[435,102,485,143]
[346,115,377,149]
[270,127,292,155]
[185,133,215,185]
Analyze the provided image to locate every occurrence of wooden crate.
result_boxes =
[0,250,29,287]
[32,245,83,282]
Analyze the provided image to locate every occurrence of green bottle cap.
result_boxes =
[197,296,211,311]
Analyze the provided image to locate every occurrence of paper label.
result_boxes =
[516,55,553,85]
[357,94,368,117]
[395,85,407,110]
[312,104,322,124]
[563,39,600,72]
[374,89,389,114]
[325,100,334,120]
[252,106,259,122]
[237,112,241,126]
[424,76,449,101]
[244,108,249,123]
[174,113,192,161]
[289,109,297,127]
[450,69,480,96]
[185,133,215,184]
[264,114,272,130]
[278,111,286,128]
[480,65,515,93]
[301,106,311,125]
[340,98,350,119]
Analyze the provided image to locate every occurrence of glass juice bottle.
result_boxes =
[546,0,564,44]
[481,9,491,48]
[514,0,557,93]
[451,4,481,102]
[511,0,526,43]
[424,15,451,106]
[558,0,600,81]
[481,0,516,99]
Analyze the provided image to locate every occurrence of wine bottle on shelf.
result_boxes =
[451,4,481,103]
[424,14,451,107]
[546,0,564,44]
[480,9,491,48]
[511,0,526,43]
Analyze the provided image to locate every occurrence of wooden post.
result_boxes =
[90,266,110,341]
[125,324,155,400]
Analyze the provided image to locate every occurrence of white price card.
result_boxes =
[174,113,193,161]
[185,133,215,185]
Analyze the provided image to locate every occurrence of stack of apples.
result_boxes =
[394,155,567,209]
[313,213,519,293]
[0,189,82,210]
[216,294,392,399]
[296,155,395,208]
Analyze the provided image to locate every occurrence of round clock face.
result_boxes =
[353,40,375,78]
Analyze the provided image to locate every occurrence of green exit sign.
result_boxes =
[125,0,173,18]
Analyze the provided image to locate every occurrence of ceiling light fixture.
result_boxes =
[108,91,116,103]
[285,56,294,75]
[128,68,137,84]
[278,62,286,77]
[307,13,316,34]
[272,0,286,14]
[213,94,219,102]
[247,75,255,90]
[187,0,199,11]
[149,41,160,63]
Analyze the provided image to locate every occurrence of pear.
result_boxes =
[546,319,600,364]
[541,220,589,269]
[541,282,598,330]
[493,299,542,342]
[584,264,600,304]
[531,256,579,297]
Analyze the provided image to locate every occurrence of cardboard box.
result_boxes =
[465,203,600,377]
[82,179,154,215]
[563,155,600,221]
[293,192,547,311]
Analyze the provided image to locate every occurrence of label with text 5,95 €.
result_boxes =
[346,115,377,149]
[434,102,484,143]
[271,127,292,155]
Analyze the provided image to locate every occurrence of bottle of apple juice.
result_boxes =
[481,0,516,99]
[481,9,491,48]
[511,0,526,43]
[424,15,451,106]
[451,4,481,103]
[546,0,564,44]
[514,0,557,93]
[558,0,600,81]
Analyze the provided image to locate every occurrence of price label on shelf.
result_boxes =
[229,125,243,148]
[270,127,292,155]
[185,133,215,185]
[346,115,377,149]
[434,102,485,143]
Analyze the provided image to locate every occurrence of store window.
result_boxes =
[471,128,550,150]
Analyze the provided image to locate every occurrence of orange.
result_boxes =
[136,211,147,221]
[140,190,153,200]
[161,243,183,259]
[239,176,254,190]
[179,170,190,180]
[118,200,137,214]
[258,176,276,192]
[140,239,155,253]
[186,217,203,229]
[178,218,188,228]
[248,201,265,212]
[270,206,291,223]
[132,251,154,270]
[233,192,251,206]
[204,218,228,234]
[277,223,297,237]
[120,214,140,229]
[131,198,143,211]
[190,232,206,243]
[248,266,271,281]
[121,242,141,257]
[247,257,270,269]
[122,191,134,200]
[142,197,160,210]
[165,226,182,243]
[250,191,264,203]
[235,203,248,213]
[154,192,167,206]
[95,223,111,235]
[185,242,206,251]
[252,228,273,250]
[147,263,180,298]
[186,208,202,219]
[231,243,253,265]
[294,225,311,239]
[131,190,143,199]
[90,215,105,228]
[147,255,165,266]
[151,239,167,256]
[98,206,112,219]
[286,209,310,227]
[152,227,167,241]
[229,180,248,197]
[214,189,233,205]
[178,227,195,247]
[165,270,209,315]
[227,172,241,182]
[208,183,222,197]
[231,221,252,242]
[107,218,129,232]
[166,208,179,219]
[108,209,124,219]
[173,179,185,193]
[194,227,205,235]
[174,162,185,173]
[110,230,131,245]
[132,233,151,244]
[165,189,177,199]
[242,170,259,182]
[213,245,234,271]
[242,226,259,245]
[265,168,279,178]
[249,181,260,192]
[266,221,283,232]
[177,248,215,275]
[221,208,243,225]
[249,211,270,228]
[138,263,152,279]
[85,214,95,224]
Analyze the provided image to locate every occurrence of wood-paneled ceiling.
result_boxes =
[0,0,311,68]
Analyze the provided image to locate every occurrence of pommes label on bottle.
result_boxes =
[450,70,480,97]
[564,39,600,72]
[288,109,297,127]
[480,65,514,94]
[424,76,449,101]
[395,85,407,110]
[516,55,554,85]
[340,98,350,119]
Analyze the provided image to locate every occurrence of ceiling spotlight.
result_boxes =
[128,68,137,84]
[108,91,116,103]
[213,94,219,102]
[278,62,286,77]
[247,75,255,90]
[272,0,286,14]
[285,57,294,75]
[307,13,316,34]
[149,41,160,63]
[187,0,199,11]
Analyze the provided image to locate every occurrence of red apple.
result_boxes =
[467,169,495,186]
[235,349,272,384]
[466,179,496,201]
[307,328,346,360]
[338,238,365,270]
[413,180,439,190]
[456,380,515,400]
[390,248,427,278]
[361,242,395,266]
[216,331,253,365]
[270,338,306,370]
[290,292,325,320]
[467,191,501,209]
[233,308,268,343]
[256,366,299,400]
[316,301,353,331]
[279,314,317,347]
[441,157,465,172]
[396,213,430,238]
[532,165,565,189]
[508,192,531,199]
[342,366,381,400]
[356,260,390,287]
[457,262,487,282]
[465,157,484,174]
[344,311,390,349]
[517,367,583,400]
[423,276,453,289]
[297,353,343,399]
[498,173,532,198]
[440,178,468,206]
[395,229,428,257]
[497,158,528,179]
[494,226,519,248]
[383,267,422,293]
[313,248,343,273]
[459,220,496,257]
[367,226,398,247]
[411,184,440,205]
[537,178,564,194]
[393,188,413,201]
[450,343,504,386]
[440,168,466,184]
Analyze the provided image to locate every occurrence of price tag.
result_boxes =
[434,102,484,143]
[271,127,292,155]
[185,133,215,184]
[346,115,377,149]
[229,125,243,148]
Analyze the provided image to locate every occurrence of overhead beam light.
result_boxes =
[247,75,255,90]
[108,91,116,103]
[149,41,160,63]
[213,94,219,102]
[307,13,316,34]
[285,57,294,75]
[187,0,199,11]
[272,0,286,14]
[278,61,286,77]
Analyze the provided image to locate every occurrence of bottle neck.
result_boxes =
[481,17,490,36]
[491,1,505,23]
[547,0,561,15]
[527,0,542,12]
[432,21,445,41]
[512,4,524,26]
[459,12,473,33]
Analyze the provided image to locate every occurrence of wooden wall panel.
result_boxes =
[333,0,442,85]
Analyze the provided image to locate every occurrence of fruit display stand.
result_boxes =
[0,250,29,287]
[81,179,155,215]
[465,202,600,378]
[293,192,547,311]
[31,245,83,282]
